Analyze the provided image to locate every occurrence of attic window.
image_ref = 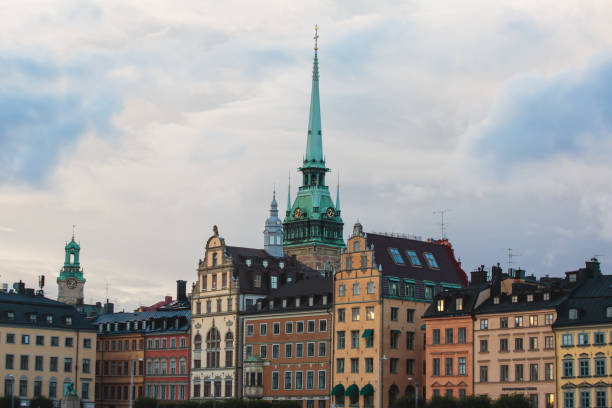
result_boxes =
[295,298,301,307]
[279,261,284,269]
[46,315,53,324]
[353,241,361,252]
[437,299,445,312]
[66,316,73,326]
[29,314,36,323]
[569,273,577,283]
[263,260,269,268]
[309,296,314,306]
[322,296,328,305]
[389,248,405,265]
[456,298,463,311]
[269,300,274,309]
[406,250,422,267]
[543,292,550,301]
[271,276,278,289]
[7,311,15,320]
[493,297,500,304]
[607,307,612,318]
[512,296,518,303]
[569,308,578,320]
[527,294,534,302]
[246,259,252,267]
[282,299,287,308]
[424,252,439,269]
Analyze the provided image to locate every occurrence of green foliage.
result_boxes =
[391,395,426,408]
[134,397,159,408]
[492,395,530,408]
[29,396,54,408]
[0,396,19,408]
[426,397,457,408]
[457,396,491,408]
[141,400,300,408]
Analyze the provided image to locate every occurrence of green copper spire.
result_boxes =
[305,25,323,164]
[336,175,341,212]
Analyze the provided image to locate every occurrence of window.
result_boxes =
[579,358,590,377]
[5,354,14,370]
[458,327,466,343]
[35,356,43,371]
[352,283,360,295]
[564,391,575,408]
[580,391,590,408]
[295,343,303,358]
[367,281,375,294]
[389,281,399,296]
[285,343,293,358]
[297,321,304,332]
[6,333,15,344]
[307,342,315,357]
[530,364,538,381]
[317,370,326,389]
[337,308,345,322]
[432,358,440,376]
[437,299,444,312]
[529,337,538,350]
[545,336,554,349]
[389,248,404,264]
[515,337,523,351]
[545,313,554,325]
[366,306,375,320]
[480,339,488,352]
[595,332,605,344]
[563,358,574,378]
[390,331,399,349]
[352,308,360,321]
[20,355,29,370]
[480,366,488,382]
[351,331,359,348]
[595,357,606,376]
[22,334,30,344]
[406,250,421,266]
[307,320,315,332]
[351,358,359,373]
[446,328,453,344]
[336,359,344,373]
[295,371,303,390]
[578,333,589,345]
[307,371,314,390]
[500,317,508,328]
[284,371,292,390]
[500,338,508,352]
[390,358,399,373]
[480,319,488,330]
[346,256,352,270]
[545,363,553,380]
[562,333,574,346]
[353,240,361,251]
[425,285,434,299]
[456,298,463,311]
[318,342,326,356]
[271,372,279,390]
[569,308,578,320]
[424,252,439,268]
[319,320,327,332]
[285,322,293,334]
[458,358,466,375]
[406,332,415,350]
[390,307,399,321]
[433,329,440,345]
[515,316,523,327]
[273,322,280,335]
[64,357,72,372]
[445,358,453,376]
[246,325,254,336]
[272,344,280,359]
[529,315,538,327]
[406,283,415,298]
[406,359,415,375]
[596,390,606,408]
[500,365,509,382]
[365,357,374,373]
[50,357,58,372]
[337,331,345,349]
[407,309,415,322]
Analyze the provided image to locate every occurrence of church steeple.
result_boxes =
[264,189,284,257]
[283,26,345,270]
[57,227,86,306]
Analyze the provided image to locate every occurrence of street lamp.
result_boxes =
[379,355,387,408]
[129,358,144,408]
[407,377,418,408]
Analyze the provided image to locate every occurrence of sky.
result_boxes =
[2,0,612,311]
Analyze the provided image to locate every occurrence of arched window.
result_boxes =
[405,385,415,395]
[170,358,176,375]
[146,359,152,375]
[206,328,221,368]
[225,332,234,348]
[353,240,360,252]
[212,253,218,266]
[389,384,400,405]
[194,334,202,350]
[179,358,186,375]
[161,359,167,374]
[153,359,159,375]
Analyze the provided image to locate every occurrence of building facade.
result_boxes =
[553,261,609,408]
[242,277,333,408]
[332,223,468,408]
[0,285,96,408]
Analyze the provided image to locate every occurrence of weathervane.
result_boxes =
[72,224,76,240]
[314,25,319,51]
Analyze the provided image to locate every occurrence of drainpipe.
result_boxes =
[379,269,384,408]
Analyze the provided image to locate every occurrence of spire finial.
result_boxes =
[314,24,319,51]
[287,171,292,213]
[72,224,76,240]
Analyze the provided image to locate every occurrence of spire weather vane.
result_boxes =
[314,25,319,51]
[72,224,76,240]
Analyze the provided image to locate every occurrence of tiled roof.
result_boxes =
[554,275,612,328]
[0,292,95,331]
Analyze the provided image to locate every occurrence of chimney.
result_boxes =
[585,258,601,279]
[470,266,487,286]
[176,280,187,302]
[104,301,115,314]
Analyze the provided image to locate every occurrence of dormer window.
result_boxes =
[512,296,518,303]
[389,248,405,265]
[282,299,287,308]
[424,252,439,269]
[254,274,262,288]
[606,307,612,318]
[66,316,72,326]
[543,292,550,301]
[569,308,578,320]
[353,240,361,252]
[212,253,218,267]
[309,296,314,306]
[263,260,269,268]
[257,301,262,311]
[46,315,53,324]
[271,276,278,289]
[322,296,328,305]
[456,298,463,311]
[493,297,500,304]
[527,294,534,302]
[279,261,284,269]
[246,259,252,267]
[406,250,422,267]
[7,311,15,320]
[269,300,274,309]
[568,273,577,283]
[437,299,445,312]
[295,298,301,307]
[29,313,36,323]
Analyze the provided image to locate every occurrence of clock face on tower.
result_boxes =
[326,207,335,218]
[294,208,303,219]
[66,278,78,289]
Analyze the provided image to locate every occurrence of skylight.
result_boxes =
[424,252,439,269]
[406,250,422,267]
[389,248,404,265]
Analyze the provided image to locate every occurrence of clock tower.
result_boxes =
[283,27,345,271]
[57,231,86,306]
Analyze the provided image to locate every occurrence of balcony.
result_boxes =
[244,386,263,398]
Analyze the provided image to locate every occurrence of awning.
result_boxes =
[331,384,345,396]
[391,330,401,334]
[362,329,374,338]
[345,384,359,397]
[360,384,374,396]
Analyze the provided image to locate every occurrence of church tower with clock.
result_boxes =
[57,231,86,306]
[283,27,345,271]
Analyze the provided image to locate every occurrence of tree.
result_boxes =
[134,397,159,408]
[426,396,456,408]
[0,396,18,408]
[392,395,426,408]
[457,396,491,408]
[493,395,530,408]
[29,396,54,408]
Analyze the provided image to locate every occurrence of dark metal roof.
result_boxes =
[554,275,612,328]
[423,285,486,319]
[0,292,95,331]
[475,288,567,315]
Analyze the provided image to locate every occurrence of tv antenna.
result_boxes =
[433,209,451,239]
[505,248,521,270]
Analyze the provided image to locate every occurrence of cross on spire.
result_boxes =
[72,224,76,240]
[314,25,319,51]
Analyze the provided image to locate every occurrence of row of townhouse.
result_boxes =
[424,259,609,408]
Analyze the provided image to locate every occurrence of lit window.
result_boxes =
[406,250,422,266]
[543,292,550,301]
[527,294,534,302]
[389,248,404,265]
[456,298,463,311]
[424,252,439,268]
[512,296,518,303]
[437,300,444,312]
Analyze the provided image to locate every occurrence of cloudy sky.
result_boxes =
[2,0,612,311]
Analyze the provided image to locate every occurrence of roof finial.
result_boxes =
[314,24,319,51]
[72,224,76,240]
[287,171,292,212]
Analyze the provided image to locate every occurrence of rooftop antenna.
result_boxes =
[433,209,450,239]
[105,279,109,302]
[505,248,521,270]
